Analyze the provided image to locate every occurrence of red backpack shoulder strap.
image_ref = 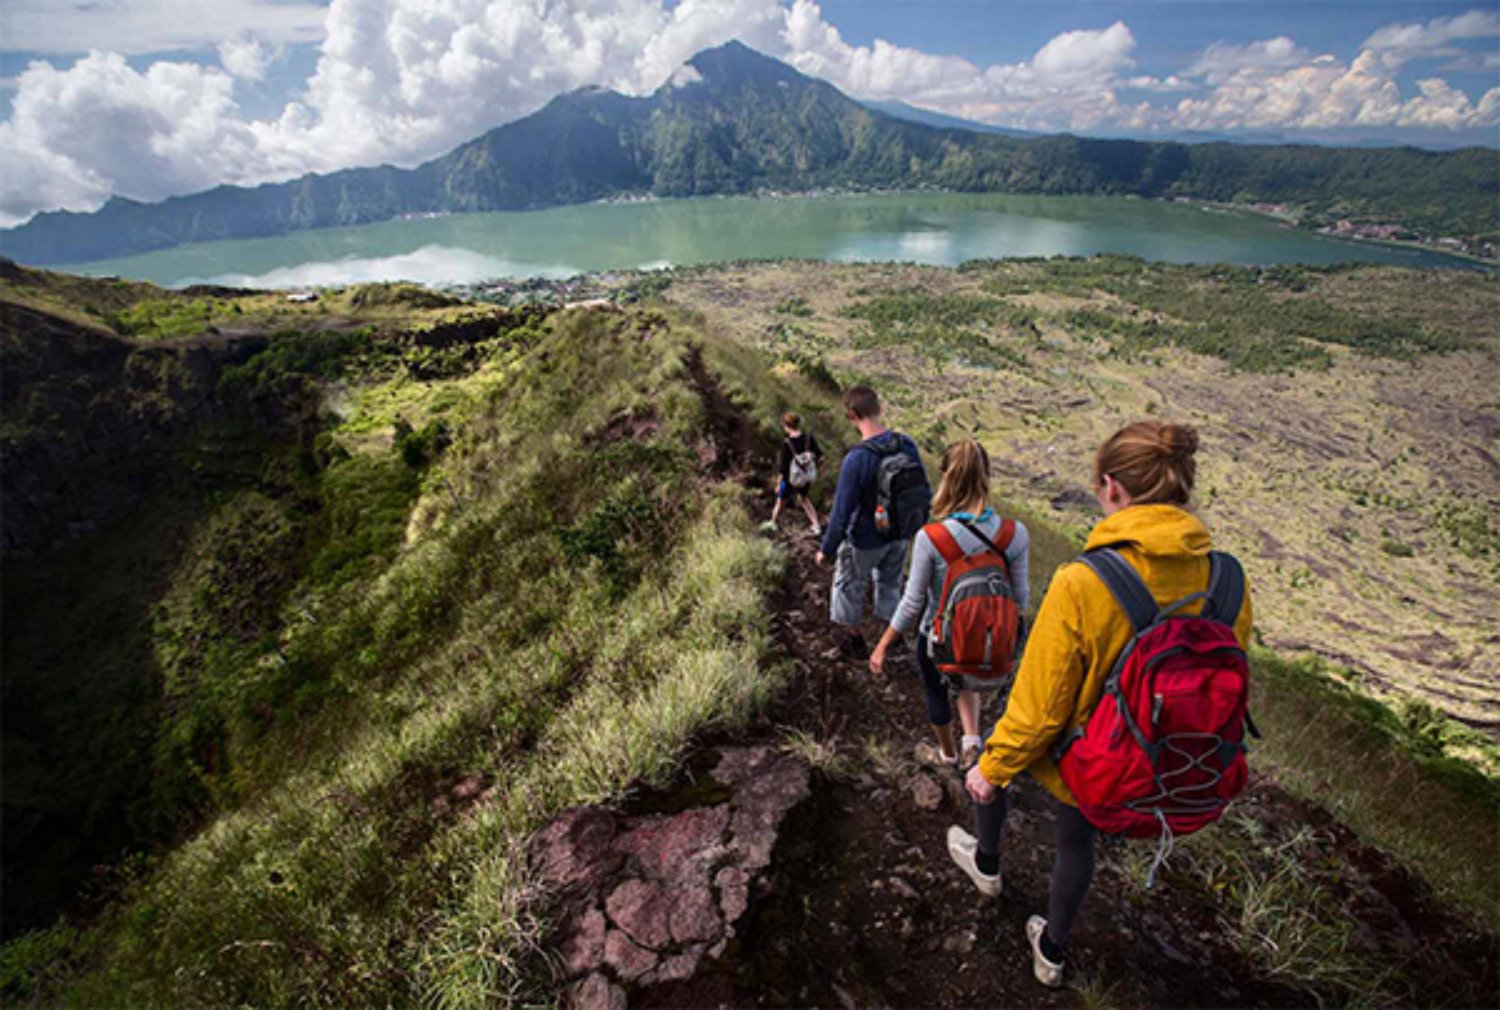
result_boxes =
[994,518,1016,552]
[924,521,965,564]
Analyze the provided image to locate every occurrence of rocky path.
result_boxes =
[539,352,1498,1009]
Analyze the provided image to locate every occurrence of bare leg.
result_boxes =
[956,690,982,739]
[933,720,958,762]
[769,497,784,525]
[800,496,820,529]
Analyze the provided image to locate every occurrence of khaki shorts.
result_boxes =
[830,539,909,627]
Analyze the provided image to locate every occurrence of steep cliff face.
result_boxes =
[0,303,292,559]
[0,293,331,936]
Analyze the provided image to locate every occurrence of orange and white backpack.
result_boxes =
[925,518,1021,680]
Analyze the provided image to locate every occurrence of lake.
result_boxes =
[73,192,1477,288]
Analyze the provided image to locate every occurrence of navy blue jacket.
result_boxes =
[819,431,923,555]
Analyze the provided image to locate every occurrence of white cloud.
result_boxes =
[217,38,273,81]
[1,1,1496,229]
[1170,11,1500,135]
[1,0,328,55]
[0,51,290,225]
[783,2,1139,131]
[1362,9,1500,68]
[1185,37,1314,85]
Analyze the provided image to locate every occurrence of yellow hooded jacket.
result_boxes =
[978,504,1254,805]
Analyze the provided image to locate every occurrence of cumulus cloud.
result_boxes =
[1185,37,1315,85]
[1362,9,1500,68]
[0,51,293,225]
[1171,10,1500,134]
[0,1,1496,228]
[217,38,273,81]
[782,2,1138,130]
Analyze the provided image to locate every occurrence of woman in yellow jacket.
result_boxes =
[950,420,1253,987]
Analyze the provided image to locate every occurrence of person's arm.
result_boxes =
[977,564,1086,789]
[818,449,865,557]
[1007,521,1031,614]
[871,530,935,673]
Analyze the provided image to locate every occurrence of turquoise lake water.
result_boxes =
[73,192,1476,288]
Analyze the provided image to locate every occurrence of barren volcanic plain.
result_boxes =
[666,258,1500,752]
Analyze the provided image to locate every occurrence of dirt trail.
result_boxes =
[634,352,1498,1008]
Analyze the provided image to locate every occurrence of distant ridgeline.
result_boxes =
[2,40,1498,266]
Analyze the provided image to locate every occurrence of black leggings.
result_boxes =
[914,636,953,726]
[973,791,1098,949]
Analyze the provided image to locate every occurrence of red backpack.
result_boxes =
[925,518,1021,680]
[1054,548,1254,884]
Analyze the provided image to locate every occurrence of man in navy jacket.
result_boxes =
[815,386,925,660]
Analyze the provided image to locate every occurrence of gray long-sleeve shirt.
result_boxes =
[891,513,1031,638]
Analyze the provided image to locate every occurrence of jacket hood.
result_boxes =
[1083,503,1210,557]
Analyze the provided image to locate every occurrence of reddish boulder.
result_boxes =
[614,804,730,883]
[669,882,723,945]
[561,905,607,975]
[603,928,659,981]
[570,972,626,1010]
[534,807,622,892]
[605,878,673,950]
[716,865,751,925]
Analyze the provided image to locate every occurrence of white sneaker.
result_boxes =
[758,520,776,534]
[914,741,959,768]
[960,736,983,771]
[946,826,1001,897]
[1025,915,1065,988]
[810,523,822,536]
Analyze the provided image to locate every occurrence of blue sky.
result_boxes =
[1,0,1496,226]
[817,0,1498,99]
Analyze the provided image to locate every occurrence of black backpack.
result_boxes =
[866,437,930,540]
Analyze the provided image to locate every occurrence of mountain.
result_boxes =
[2,40,1498,265]
[5,258,1498,1005]
[858,98,1037,138]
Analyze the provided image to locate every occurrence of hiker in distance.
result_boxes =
[951,421,1254,988]
[868,440,1030,771]
[814,386,931,661]
[761,411,825,536]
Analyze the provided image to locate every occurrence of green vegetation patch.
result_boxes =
[1250,649,1500,927]
[113,297,224,340]
[5,307,802,1008]
[968,257,1471,372]
[842,290,1038,371]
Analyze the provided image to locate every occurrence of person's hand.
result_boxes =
[965,763,998,805]
[814,550,826,567]
[868,646,886,677]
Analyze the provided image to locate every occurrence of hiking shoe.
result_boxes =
[946,826,1001,897]
[960,739,983,771]
[1025,915,1066,988]
[914,741,959,768]
[757,520,776,534]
